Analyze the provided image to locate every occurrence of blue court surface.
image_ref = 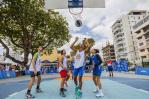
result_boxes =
[6,78,149,99]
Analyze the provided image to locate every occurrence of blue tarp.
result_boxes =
[112,60,128,72]
[25,70,30,75]
[0,71,16,79]
[135,67,149,76]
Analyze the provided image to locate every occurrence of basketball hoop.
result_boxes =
[69,8,83,15]
[69,8,83,27]
[68,0,83,27]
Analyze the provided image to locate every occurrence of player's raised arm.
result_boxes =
[70,37,79,51]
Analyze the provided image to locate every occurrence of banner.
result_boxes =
[135,67,149,76]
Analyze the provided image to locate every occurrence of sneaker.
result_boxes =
[25,93,35,99]
[60,91,66,97]
[75,86,79,94]
[64,88,67,91]
[76,90,82,97]
[96,92,104,97]
[36,88,43,93]
[93,90,98,93]
[100,92,104,97]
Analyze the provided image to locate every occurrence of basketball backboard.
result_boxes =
[45,0,105,9]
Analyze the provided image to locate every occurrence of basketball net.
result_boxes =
[69,8,83,27]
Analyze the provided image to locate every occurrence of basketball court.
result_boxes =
[6,76,149,99]
[2,0,149,99]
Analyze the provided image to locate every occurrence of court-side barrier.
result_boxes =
[135,67,149,76]
[0,71,16,79]
[112,60,128,72]
[25,70,30,75]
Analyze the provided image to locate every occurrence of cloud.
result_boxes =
[45,0,149,54]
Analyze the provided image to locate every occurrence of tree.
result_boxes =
[0,0,69,66]
[71,38,95,56]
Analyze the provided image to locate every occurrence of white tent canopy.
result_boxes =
[4,59,17,65]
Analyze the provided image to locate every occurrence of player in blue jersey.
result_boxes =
[91,49,104,97]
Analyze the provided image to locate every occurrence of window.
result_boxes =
[147,48,149,52]
[141,56,146,59]
[140,49,145,52]
[133,12,141,15]
[138,36,142,40]
[130,31,133,34]
[144,33,149,39]
[139,42,144,46]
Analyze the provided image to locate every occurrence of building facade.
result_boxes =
[112,10,148,64]
[133,14,149,65]
[102,42,116,63]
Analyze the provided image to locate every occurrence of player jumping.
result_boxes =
[70,37,88,98]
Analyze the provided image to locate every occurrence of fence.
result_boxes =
[0,71,16,79]
[135,67,149,76]
[112,60,128,72]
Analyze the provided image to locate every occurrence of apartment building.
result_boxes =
[112,10,148,64]
[102,42,116,63]
[133,14,149,65]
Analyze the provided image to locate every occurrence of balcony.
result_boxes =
[146,40,149,48]
[115,34,124,39]
[113,29,122,35]
[112,22,121,28]
[136,32,143,39]
[139,51,148,57]
[116,37,125,43]
[113,23,122,30]
[138,45,146,50]
[117,47,125,51]
[116,40,125,45]
[114,32,123,38]
[144,29,149,34]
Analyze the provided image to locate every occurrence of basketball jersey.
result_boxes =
[62,56,67,68]
[29,52,41,71]
[92,54,102,66]
[107,61,112,67]
[58,56,67,72]
[74,50,85,68]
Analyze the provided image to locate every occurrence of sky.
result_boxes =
[45,0,149,54]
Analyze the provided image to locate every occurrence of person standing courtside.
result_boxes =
[25,46,43,99]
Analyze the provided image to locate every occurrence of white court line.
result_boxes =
[6,89,27,99]
[137,89,149,94]
[110,80,149,94]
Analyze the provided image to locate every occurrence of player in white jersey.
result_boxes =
[25,46,43,99]
[58,49,69,97]
[70,37,88,98]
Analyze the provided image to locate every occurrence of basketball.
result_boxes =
[75,19,82,27]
